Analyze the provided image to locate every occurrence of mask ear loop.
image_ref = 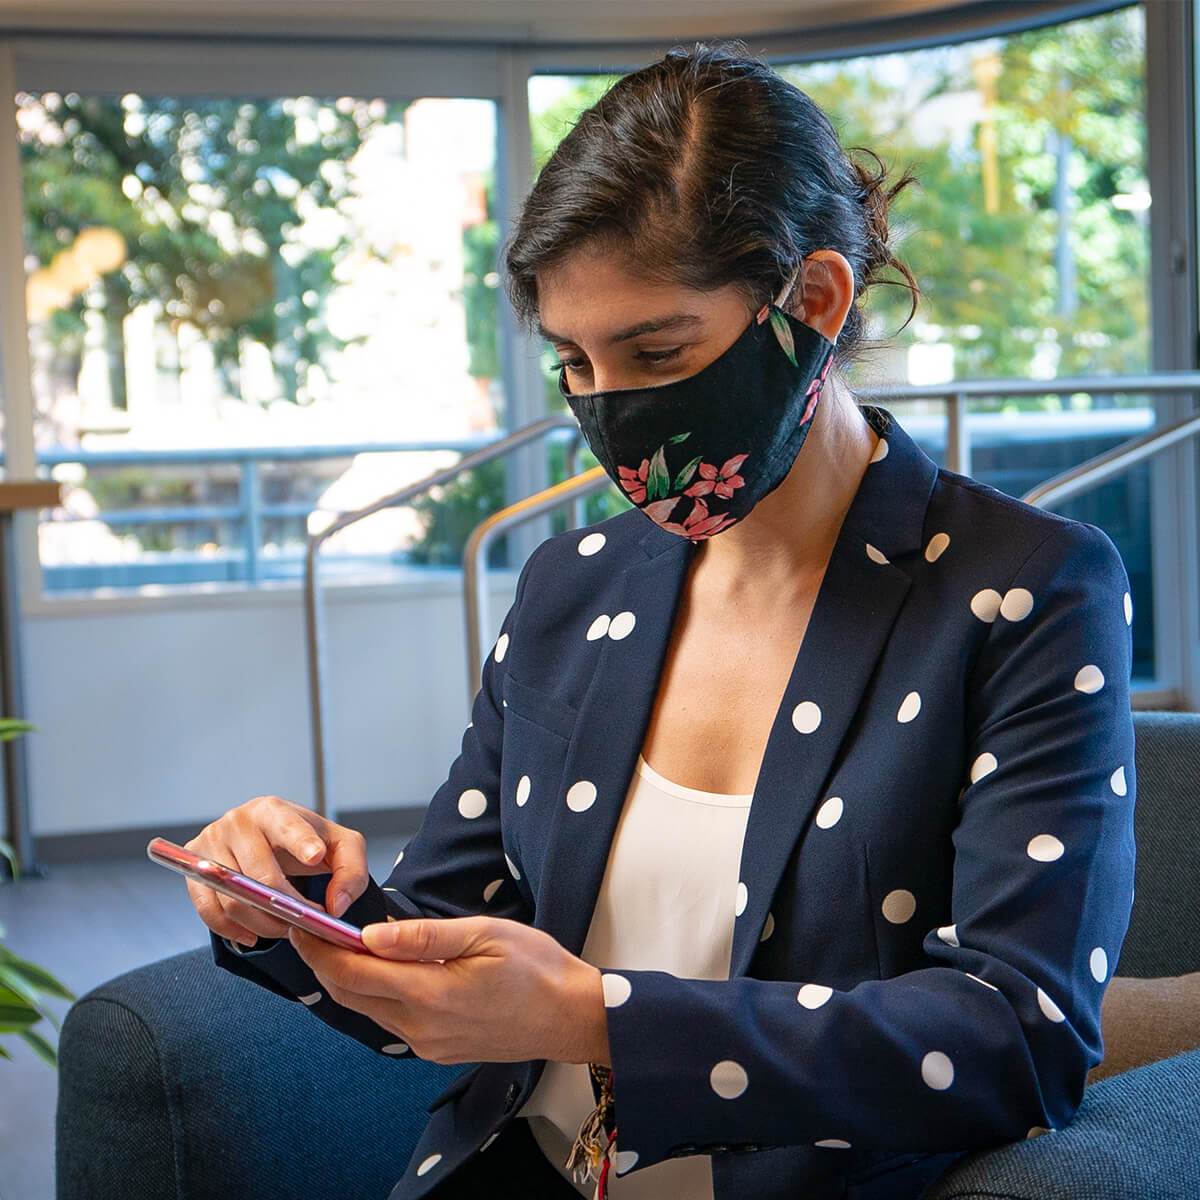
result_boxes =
[773,263,804,310]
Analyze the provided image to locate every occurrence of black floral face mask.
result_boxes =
[560,288,836,541]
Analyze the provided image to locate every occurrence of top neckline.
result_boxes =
[635,755,754,806]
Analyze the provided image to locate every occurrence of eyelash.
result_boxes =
[549,347,684,375]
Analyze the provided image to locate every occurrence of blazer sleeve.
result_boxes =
[211,546,540,1052]
[599,521,1137,1171]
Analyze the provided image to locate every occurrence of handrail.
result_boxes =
[462,465,613,696]
[305,414,579,818]
[1022,409,1200,509]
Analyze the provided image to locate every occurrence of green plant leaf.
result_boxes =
[0,1003,42,1031]
[667,432,691,445]
[0,949,75,1000]
[0,1040,11,1059]
[0,719,36,743]
[0,964,41,1008]
[768,309,798,367]
[19,1029,57,1068]
[645,446,671,501]
[0,838,17,879]
[672,456,703,491]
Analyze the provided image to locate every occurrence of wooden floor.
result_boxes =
[0,842,401,1200]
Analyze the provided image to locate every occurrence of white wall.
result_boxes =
[20,574,517,837]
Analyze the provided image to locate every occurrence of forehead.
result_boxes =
[536,247,748,344]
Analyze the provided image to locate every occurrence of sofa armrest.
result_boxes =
[56,946,463,1200]
[921,1048,1200,1200]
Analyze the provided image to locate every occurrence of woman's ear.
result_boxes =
[791,250,855,343]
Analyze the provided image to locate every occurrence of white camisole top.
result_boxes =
[517,754,754,1199]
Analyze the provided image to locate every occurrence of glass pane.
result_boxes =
[19,91,502,590]
[530,7,1154,677]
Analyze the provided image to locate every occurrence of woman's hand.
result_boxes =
[288,916,610,1067]
[185,795,369,949]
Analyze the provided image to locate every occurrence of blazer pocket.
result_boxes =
[502,674,578,742]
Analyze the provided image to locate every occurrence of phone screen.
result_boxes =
[147,836,367,952]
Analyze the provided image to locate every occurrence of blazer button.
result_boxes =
[503,1081,521,1113]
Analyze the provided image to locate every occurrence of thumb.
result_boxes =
[361,917,486,962]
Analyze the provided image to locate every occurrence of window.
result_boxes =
[21,90,501,590]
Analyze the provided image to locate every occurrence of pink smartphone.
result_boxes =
[147,836,367,953]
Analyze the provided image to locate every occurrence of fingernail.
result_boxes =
[302,841,324,861]
[330,890,349,918]
[237,934,258,949]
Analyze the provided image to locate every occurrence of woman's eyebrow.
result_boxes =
[538,313,704,346]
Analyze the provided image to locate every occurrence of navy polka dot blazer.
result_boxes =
[216,408,1136,1200]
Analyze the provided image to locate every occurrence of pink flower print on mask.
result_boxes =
[684,454,748,500]
[798,352,834,426]
[617,458,650,505]
[645,496,738,541]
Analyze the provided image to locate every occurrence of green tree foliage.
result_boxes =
[21,93,405,408]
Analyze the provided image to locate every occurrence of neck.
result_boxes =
[694,376,877,584]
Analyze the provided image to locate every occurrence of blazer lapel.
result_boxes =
[533,528,695,955]
[729,411,937,975]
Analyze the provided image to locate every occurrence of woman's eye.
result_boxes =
[637,347,683,365]
[549,357,587,375]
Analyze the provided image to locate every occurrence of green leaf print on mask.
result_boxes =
[768,309,798,367]
[672,455,703,491]
[646,445,671,501]
[668,432,692,445]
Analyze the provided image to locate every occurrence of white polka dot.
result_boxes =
[1124,592,1133,626]
[921,1051,954,1090]
[566,780,597,812]
[925,532,950,563]
[393,849,405,867]
[970,588,1003,622]
[870,438,889,463]
[480,1132,500,1152]
[1027,834,1065,862]
[897,691,922,723]
[815,796,843,829]
[937,924,959,947]
[608,611,636,640]
[457,789,487,819]
[382,1042,410,1055]
[493,634,509,663]
[759,912,775,942]
[866,543,889,564]
[966,972,998,991]
[1000,588,1034,622]
[1037,988,1066,1023]
[1074,665,1105,694]
[614,1150,639,1174]
[797,984,833,1009]
[586,614,611,641]
[1110,766,1127,797]
[734,881,749,917]
[515,775,531,807]
[791,701,822,734]
[710,1060,749,1099]
[882,889,917,924]
[970,752,998,783]
[505,853,521,880]
[416,1154,443,1177]
[578,532,607,556]
[1090,947,1108,983]
[483,878,503,903]
[815,1138,852,1149]
[602,973,632,1008]
[298,991,322,1006]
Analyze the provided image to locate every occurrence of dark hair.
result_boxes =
[505,42,918,363]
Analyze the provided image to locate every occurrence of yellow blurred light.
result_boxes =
[74,226,127,274]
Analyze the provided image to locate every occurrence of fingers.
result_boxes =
[362,917,489,963]
[183,795,366,943]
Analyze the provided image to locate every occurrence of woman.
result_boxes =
[190,44,1136,1200]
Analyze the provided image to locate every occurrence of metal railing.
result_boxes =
[37,437,500,586]
[461,372,1200,689]
[305,415,581,818]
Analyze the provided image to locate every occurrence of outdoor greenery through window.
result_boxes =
[21,91,502,590]
[529,3,1155,677]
